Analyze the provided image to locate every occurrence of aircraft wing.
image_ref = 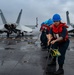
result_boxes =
[24,17,38,29]
[67,25,74,32]
[0,25,4,30]
[0,25,7,31]
[16,25,33,32]
[24,25,36,29]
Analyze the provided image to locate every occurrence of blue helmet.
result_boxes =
[44,20,49,24]
[41,22,45,26]
[52,14,61,22]
[45,19,53,26]
[47,19,53,26]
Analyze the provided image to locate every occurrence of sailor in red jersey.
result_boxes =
[40,19,53,49]
[40,23,50,32]
[47,14,70,75]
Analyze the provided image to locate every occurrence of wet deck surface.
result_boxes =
[0,36,74,75]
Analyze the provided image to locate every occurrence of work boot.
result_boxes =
[54,68,64,75]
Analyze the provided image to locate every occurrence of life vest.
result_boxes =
[51,22,69,41]
[40,24,50,32]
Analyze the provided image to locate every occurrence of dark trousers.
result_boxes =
[40,31,48,46]
[51,40,70,65]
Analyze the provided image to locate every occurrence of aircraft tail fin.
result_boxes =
[66,11,70,25]
[0,9,7,24]
[35,17,38,27]
[16,9,22,25]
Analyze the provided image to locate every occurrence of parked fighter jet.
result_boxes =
[66,11,74,33]
[23,17,40,36]
[25,17,38,29]
[0,9,32,38]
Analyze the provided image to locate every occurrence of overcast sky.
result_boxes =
[0,0,74,26]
